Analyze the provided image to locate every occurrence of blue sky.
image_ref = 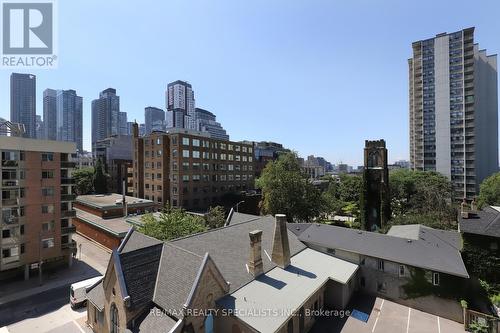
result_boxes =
[1,0,499,166]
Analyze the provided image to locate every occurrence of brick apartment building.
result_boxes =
[132,124,255,210]
[0,133,77,280]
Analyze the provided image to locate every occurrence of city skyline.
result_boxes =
[1,1,499,165]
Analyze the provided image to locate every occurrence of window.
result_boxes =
[432,272,440,286]
[228,144,233,150]
[42,187,54,196]
[172,149,178,158]
[2,229,11,238]
[171,136,177,145]
[156,137,161,145]
[182,175,189,182]
[42,170,54,179]
[193,151,200,159]
[42,204,54,214]
[183,150,190,158]
[110,303,119,333]
[377,259,384,271]
[193,175,200,181]
[399,265,405,277]
[182,137,190,146]
[42,238,55,248]
[42,221,55,232]
[41,153,54,161]
[193,139,200,147]
[242,146,247,153]
[183,162,190,170]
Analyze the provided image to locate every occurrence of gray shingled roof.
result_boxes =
[459,206,500,238]
[119,242,163,309]
[172,215,306,293]
[287,223,313,237]
[132,306,178,333]
[298,224,469,278]
[227,212,261,225]
[153,244,204,318]
[387,224,462,250]
[87,281,105,311]
[119,229,162,254]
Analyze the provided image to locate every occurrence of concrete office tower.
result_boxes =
[195,108,229,140]
[166,80,196,129]
[0,131,77,279]
[409,27,498,200]
[10,73,36,138]
[56,90,83,152]
[144,106,165,134]
[91,88,120,149]
[43,89,57,140]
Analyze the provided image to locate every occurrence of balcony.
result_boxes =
[61,209,76,218]
[60,161,76,168]
[1,160,18,167]
[61,240,76,250]
[61,225,77,234]
[2,216,19,225]
[61,194,77,201]
[61,178,75,185]
[2,180,19,187]
[1,198,18,206]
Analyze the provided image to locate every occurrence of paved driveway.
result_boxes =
[312,295,466,333]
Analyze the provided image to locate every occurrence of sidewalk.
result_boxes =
[0,234,110,307]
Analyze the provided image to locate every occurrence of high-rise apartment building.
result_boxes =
[409,27,498,199]
[194,108,230,140]
[166,80,196,129]
[56,90,83,152]
[10,73,36,138]
[0,130,77,279]
[43,89,57,141]
[91,88,120,151]
[132,125,254,210]
[144,106,165,134]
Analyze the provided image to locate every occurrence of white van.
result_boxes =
[70,276,103,308]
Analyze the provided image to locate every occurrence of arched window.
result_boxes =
[110,303,119,333]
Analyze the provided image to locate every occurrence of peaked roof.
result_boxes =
[172,215,306,292]
[459,206,500,238]
[297,223,469,278]
[387,224,462,250]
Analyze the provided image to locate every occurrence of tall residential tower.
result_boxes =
[10,73,36,138]
[91,88,120,151]
[409,27,498,200]
[166,80,196,129]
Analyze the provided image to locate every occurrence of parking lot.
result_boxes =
[312,295,466,333]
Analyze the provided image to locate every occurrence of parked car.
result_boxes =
[70,276,103,308]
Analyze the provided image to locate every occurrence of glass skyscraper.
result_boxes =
[10,73,36,138]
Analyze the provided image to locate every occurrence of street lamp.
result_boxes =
[235,201,245,213]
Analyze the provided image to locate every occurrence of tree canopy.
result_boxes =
[321,174,362,219]
[256,152,323,222]
[478,172,500,208]
[205,206,226,229]
[387,169,456,230]
[72,167,94,195]
[138,207,207,241]
[93,159,108,194]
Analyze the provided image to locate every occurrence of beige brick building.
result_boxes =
[132,124,255,210]
[0,135,77,280]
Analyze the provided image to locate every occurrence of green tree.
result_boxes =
[205,206,226,229]
[138,207,207,241]
[93,159,108,194]
[387,169,456,230]
[72,167,94,195]
[256,152,323,222]
[478,172,500,208]
[321,174,362,220]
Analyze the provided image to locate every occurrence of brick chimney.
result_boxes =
[248,230,263,277]
[272,214,291,268]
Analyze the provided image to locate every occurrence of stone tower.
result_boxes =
[361,139,390,231]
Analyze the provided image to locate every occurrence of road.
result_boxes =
[0,285,70,327]
[0,233,110,333]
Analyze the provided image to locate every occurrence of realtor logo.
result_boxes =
[1,0,57,68]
